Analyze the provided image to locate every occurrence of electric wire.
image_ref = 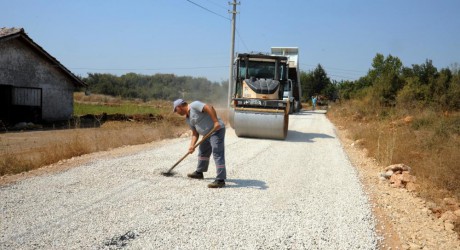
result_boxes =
[185,0,249,60]
[300,63,367,74]
[203,0,228,10]
[77,2,364,81]
[235,28,249,52]
[186,0,230,21]
[234,2,249,52]
[299,62,367,81]
[70,66,228,71]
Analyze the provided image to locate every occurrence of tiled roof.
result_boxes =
[0,27,24,37]
[0,27,86,87]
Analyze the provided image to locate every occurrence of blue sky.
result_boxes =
[2,0,459,82]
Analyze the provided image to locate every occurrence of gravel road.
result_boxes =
[1,111,378,249]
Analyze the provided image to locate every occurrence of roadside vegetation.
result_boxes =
[328,102,459,201]
[322,54,460,234]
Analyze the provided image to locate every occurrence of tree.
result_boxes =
[447,69,460,110]
[368,53,403,82]
[311,64,331,95]
[300,64,334,101]
[367,54,404,106]
[411,59,438,85]
[300,71,313,101]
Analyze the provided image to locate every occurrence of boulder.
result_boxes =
[384,170,394,179]
[401,171,416,183]
[440,211,457,222]
[443,198,460,208]
[426,201,437,210]
[443,197,457,206]
[390,174,404,188]
[388,171,416,189]
[14,122,28,129]
[384,163,411,173]
[454,209,460,217]
[444,221,455,231]
[443,197,460,211]
[404,116,414,124]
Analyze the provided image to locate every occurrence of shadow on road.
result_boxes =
[225,179,268,190]
[286,130,334,142]
[299,110,328,115]
[290,111,312,116]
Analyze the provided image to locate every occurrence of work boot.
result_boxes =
[208,180,225,188]
[187,171,204,179]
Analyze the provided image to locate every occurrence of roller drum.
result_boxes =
[233,110,288,140]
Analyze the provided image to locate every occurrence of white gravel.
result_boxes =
[1,110,378,249]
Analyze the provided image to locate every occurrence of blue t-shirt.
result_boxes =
[186,101,225,135]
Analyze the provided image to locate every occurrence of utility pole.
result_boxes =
[227,0,238,108]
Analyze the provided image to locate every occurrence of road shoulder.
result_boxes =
[0,139,173,187]
[335,126,460,249]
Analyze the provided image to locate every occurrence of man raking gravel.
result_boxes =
[173,99,227,188]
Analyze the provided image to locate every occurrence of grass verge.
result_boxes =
[1,94,189,176]
[0,119,188,176]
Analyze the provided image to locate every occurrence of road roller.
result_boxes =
[229,52,290,140]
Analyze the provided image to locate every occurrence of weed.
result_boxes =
[0,150,42,176]
[411,118,433,130]
[328,100,460,201]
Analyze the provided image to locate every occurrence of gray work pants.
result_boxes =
[196,127,226,180]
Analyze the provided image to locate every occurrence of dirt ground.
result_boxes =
[336,126,460,249]
[1,122,460,249]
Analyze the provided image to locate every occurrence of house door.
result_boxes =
[0,85,12,125]
[11,87,42,124]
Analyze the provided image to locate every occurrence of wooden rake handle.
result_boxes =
[165,127,218,174]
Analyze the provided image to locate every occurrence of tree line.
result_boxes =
[81,53,459,111]
[83,73,229,105]
[301,54,460,111]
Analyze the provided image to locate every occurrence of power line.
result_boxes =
[186,0,230,21]
[185,1,249,54]
[299,63,368,80]
[327,74,359,80]
[234,2,249,52]
[203,0,228,10]
[235,28,249,51]
[325,66,367,74]
[70,66,228,71]
[300,63,366,73]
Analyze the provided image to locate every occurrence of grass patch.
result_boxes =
[73,92,173,116]
[74,102,159,116]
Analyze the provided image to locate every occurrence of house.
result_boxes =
[0,27,86,125]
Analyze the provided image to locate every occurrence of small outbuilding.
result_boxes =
[0,27,86,125]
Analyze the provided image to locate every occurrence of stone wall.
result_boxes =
[0,38,75,122]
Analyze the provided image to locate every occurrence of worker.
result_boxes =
[312,95,317,111]
[173,99,226,188]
